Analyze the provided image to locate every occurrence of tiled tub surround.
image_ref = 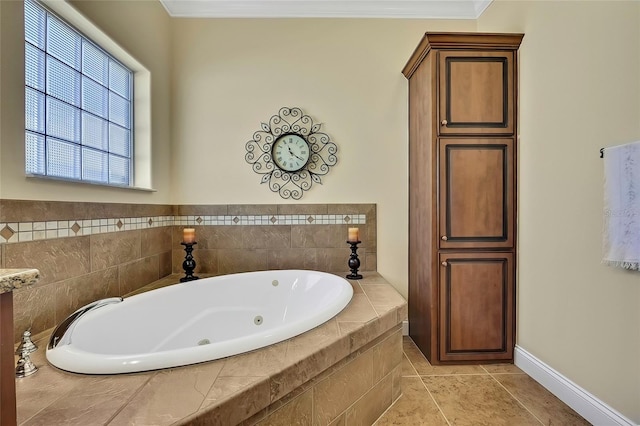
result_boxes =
[0,200,376,344]
[171,203,375,276]
[15,272,406,426]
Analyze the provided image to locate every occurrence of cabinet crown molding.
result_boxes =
[402,32,524,79]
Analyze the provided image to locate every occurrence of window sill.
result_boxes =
[26,174,157,192]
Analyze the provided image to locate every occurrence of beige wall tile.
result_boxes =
[159,250,173,277]
[196,376,271,426]
[195,225,246,249]
[241,225,291,249]
[228,204,278,215]
[256,389,312,426]
[364,251,377,271]
[88,202,172,219]
[266,248,317,270]
[190,248,217,274]
[0,199,77,222]
[218,249,268,274]
[373,330,403,383]
[277,204,328,215]
[314,349,374,425]
[85,201,133,219]
[119,256,160,295]
[177,204,228,216]
[345,373,393,426]
[12,283,56,342]
[397,303,408,322]
[339,314,399,354]
[0,199,173,221]
[91,231,141,271]
[54,266,119,324]
[141,226,172,256]
[291,225,348,249]
[391,364,402,401]
[270,322,350,401]
[5,237,91,286]
[326,203,375,217]
[318,248,352,272]
[0,243,4,268]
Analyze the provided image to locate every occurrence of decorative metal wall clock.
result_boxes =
[245,107,338,200]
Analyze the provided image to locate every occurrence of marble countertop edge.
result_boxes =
[0,269,40,294]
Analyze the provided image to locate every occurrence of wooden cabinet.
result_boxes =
[439,252,514,362]
[438,51,515,135]
[1,292,17,426]
[439,138,514,250]
[403,33,523,364]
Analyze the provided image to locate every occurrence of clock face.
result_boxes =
[272,134,310,172]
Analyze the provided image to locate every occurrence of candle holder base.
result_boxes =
[346,240,363,280]
[180,242,199,282]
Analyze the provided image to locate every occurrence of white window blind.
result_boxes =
[25,0,133,186]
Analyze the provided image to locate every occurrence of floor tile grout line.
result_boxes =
[401,346,452,426]
[419,373,491,377]
[403,352,419,377]
[419,375,453,426]
[488,372,546,426]
[372,392,404,425]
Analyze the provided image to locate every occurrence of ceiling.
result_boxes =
[158,0,493,19]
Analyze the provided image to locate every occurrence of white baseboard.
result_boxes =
[402,320,408,336]
[514,345,637,426]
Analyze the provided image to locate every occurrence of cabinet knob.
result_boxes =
[441,235,448,241]
[441,119,448,126]
[441,261,448,267]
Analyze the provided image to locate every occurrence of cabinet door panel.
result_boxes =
[439,51,514,135]
[439,252,514,362]
[439,138,514,249]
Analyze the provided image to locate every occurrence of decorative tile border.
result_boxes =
[0,214,366,244]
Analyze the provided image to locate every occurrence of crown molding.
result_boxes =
[159,0,493,19]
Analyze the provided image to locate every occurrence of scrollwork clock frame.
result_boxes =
[245,107,338,200]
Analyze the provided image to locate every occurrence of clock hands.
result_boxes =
[288,147,305,162]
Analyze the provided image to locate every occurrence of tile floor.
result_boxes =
[374,337,590,425]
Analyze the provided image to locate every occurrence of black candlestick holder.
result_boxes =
[346,240,363,279]
[180,242,199,282]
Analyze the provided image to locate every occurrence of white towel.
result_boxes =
[603,141,640,270]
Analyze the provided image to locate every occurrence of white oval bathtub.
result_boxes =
[46,270,353,374]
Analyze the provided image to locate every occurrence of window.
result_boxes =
[24,0,134,186]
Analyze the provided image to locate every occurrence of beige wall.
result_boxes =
[0,0,173,203]
[4,0,638,421]
[169,18,476,298]
[478,1,640,422]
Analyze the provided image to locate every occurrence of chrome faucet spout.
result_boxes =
[48,297,123,349]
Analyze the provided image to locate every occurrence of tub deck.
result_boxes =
[15,272,407,425]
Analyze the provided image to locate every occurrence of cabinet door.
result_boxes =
[438,138,514,249]
[439,252,514,362]
[438,51,514,135]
